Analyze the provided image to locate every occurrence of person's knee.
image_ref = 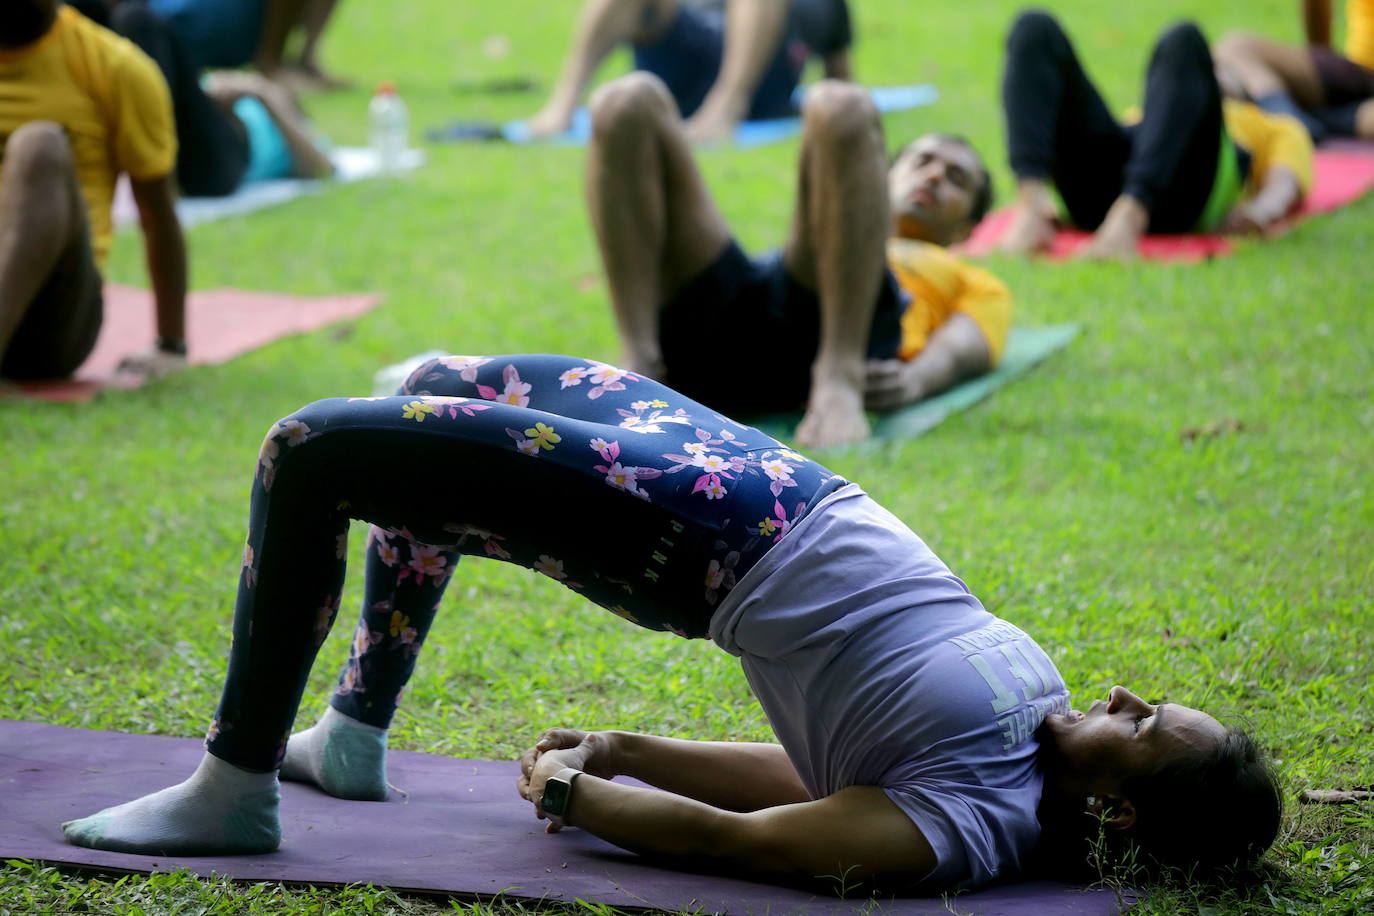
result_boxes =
[801,80,878,142]
[1007,8,1065,54]
[3,121,74,179]
[1153,20,1211,69]
[1213,30,1264,66]
[589,71,677,137]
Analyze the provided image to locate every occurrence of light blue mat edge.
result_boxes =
[501,84,939,147]
[747,323,1082,447]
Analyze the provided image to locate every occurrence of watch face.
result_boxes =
[542,776,571,817]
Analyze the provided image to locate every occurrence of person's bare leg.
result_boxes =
[1356,98,1374,138]
[290,0,348,88]
[528,0,678,138]
[0,122,84,361]
[586,72,731,378]
[255,0,308,80]
[783,81,887,448]
[1212,31,1326,107]
[684,0,789,143]
[999,177,1058,254]
[1079,193,1148,260]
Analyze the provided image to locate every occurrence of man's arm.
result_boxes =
[1304,0,1332,48]
[864,313,992,411]
[126,173,188,375]
[525,744,937,887]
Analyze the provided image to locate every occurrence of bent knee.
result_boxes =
[801,80,877,139]
[1213,30,1266,64]
[1007,8,1066,50]
[3,121,74,176]
[1154,20,1210,61]
[589,72,677,136]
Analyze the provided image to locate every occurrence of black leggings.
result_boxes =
[112,2,249,198]
[1002,11,1229,233]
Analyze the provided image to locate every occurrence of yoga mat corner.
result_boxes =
[0,721,1133,914]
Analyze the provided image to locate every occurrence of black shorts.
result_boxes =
[657,240,904,414]
[1,230,103,380]
[1310,45,1374,107]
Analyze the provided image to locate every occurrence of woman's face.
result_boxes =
[1041,685,1227,785]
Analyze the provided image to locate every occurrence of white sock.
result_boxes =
[279,706,389,801]
[63,752,280,855]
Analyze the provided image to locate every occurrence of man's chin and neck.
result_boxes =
[890,215,958,248]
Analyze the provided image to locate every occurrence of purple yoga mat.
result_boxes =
[0,721,1130,914]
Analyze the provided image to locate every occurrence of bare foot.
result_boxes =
[684,96,745,145]
[999,204,1057,255]
[1079,195,1148,261]
[794,380,869,449]
[525,103,575,138]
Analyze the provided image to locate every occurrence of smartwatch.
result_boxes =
[540,767,583,824]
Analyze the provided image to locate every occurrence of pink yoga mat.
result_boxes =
[958,146,1374,262]
[11,285,382,403]
[0,721,1134,914]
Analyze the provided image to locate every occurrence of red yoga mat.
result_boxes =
[958,145,1374,262]
[10,285,382,403]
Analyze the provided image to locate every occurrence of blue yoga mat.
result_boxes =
[429,84,939,148]
[747,324,1082,446]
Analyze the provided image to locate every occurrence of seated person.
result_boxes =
[1214,0,1374,143]
[527,0,853,142]
[80,1,331,196]
[63,352,1280,891]
[0,0,187,385]
[584,72,1004,448]
[999,12,1314,259]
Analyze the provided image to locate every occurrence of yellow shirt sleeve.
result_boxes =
[886,239,1013,366]
[1222,99,1314,198]
[1347,0,1374,69]
[102,31,177,181]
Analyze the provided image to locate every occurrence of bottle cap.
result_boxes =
[376,80,396,95]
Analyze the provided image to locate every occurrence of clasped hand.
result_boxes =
[515,727,617,832]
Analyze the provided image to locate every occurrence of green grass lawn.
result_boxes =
[3,0,1372,912]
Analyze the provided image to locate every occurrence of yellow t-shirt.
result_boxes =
[886,239,1012,366]
[1347,0,1374,70]
[0,6,176,266]
[1222,99,1315,199]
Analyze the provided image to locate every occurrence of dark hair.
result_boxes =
[895,133,995,226]
[0,0,57,49]
[1037,728,1282,881]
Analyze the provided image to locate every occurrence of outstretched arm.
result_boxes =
[520,728,809,811]
[864,314,991,411]
[1304,0,1332,48]
[520,733,936,887]
[123,173,188,378]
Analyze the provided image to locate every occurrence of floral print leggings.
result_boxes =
[208,354,845,771]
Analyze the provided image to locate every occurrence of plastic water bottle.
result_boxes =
[368,81,409,176]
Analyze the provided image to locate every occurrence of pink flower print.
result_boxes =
[602,462,639,493]
[691,453,729,473]
[279,419,311,446]
[588,364,628,386]
[336,661,363,696]
[630,400,651,410]
[699,476,728,499]
[534,555,567,580]
[241,542,257,588]
[589,436,611,454]
[622,422,664,434]
[559,366,589,388]
[478,364,532,406]
[370,530,400,567]
[516,437,541,456]
[778,448,806,463]
[402,400,437,422]
[484,538,511,559]
[704,551,740,605]
[206,718,223,742]
[524,422,561,451]
[313,595,340,646]
[346,396,387,402]
[389,610,410,639]
[257,433,280,476]
[407,545,448,579]
[351,621,382,657]
[438,355,491,382]
[683,441,708,456]
[759,458,794,481]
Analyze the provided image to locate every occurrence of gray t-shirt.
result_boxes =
[710,484,1069,889]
